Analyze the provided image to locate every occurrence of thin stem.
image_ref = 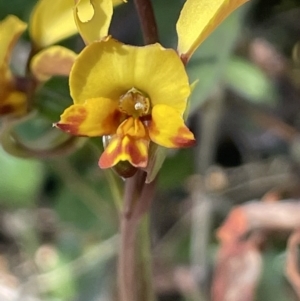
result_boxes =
[133,0,159,44]
[118,171,145,301]
[118,210,138,301]
[118,171,156,301]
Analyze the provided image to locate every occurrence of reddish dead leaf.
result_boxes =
[218,202,300,241]
[217,207,249,244]
[212,240,262,301]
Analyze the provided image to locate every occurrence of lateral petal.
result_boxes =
[0,16,27,116]
[30,0,78,48]
[0,15,26,78]
[55,97,122,136]
[30,46,77,81]
[149,104,196,148]
[177,0,249,62]
[74,0,113,44]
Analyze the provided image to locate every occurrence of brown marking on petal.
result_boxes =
[99,137,122,169]
[56,107,87,135]
[55,123,82,135]
[124,136,148,168]
[65,107,86,122]
[140,114,152,122]
[104,109,124,130]
[148,122,159,136]
[99,135,148,169]
[171,126,196,148]
[0,104,14,115]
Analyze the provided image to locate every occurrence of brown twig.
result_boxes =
[133,0,159,44]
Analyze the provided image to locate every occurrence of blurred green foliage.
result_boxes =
[0,148,43,206]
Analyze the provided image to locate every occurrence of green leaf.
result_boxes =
[158,148,194,191]
[186,5,250,112]
[256,250,294,301]
[0,148,44,206]
[224,57,278,106]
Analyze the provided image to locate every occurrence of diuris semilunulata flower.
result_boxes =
[55,38,195,169]
[55,0,250,171]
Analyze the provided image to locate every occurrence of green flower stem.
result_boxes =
[118,171,156,301]
[133,0,159,44]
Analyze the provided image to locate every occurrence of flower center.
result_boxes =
[118,88,150,118]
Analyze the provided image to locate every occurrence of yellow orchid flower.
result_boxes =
[55,0,249,172]
[56,38,195,169]
[0,15,27,116]
[29,0,124,49]
[0,0,121,114]
[29,0,125,81]
[0,12,78,117]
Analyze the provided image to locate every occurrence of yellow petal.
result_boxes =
[70,38,190,114]
[0,15,27,69]
[177,0,249,61]
[149,104,195,148]
[0,15,27,116]
[55,97,122,136]
[0,91,27,116]
[30,0,79,48]
[74,0,113,44]
[30,46,77,81]
[99,117,149,168]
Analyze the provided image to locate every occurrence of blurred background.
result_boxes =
[1,0,300,300]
